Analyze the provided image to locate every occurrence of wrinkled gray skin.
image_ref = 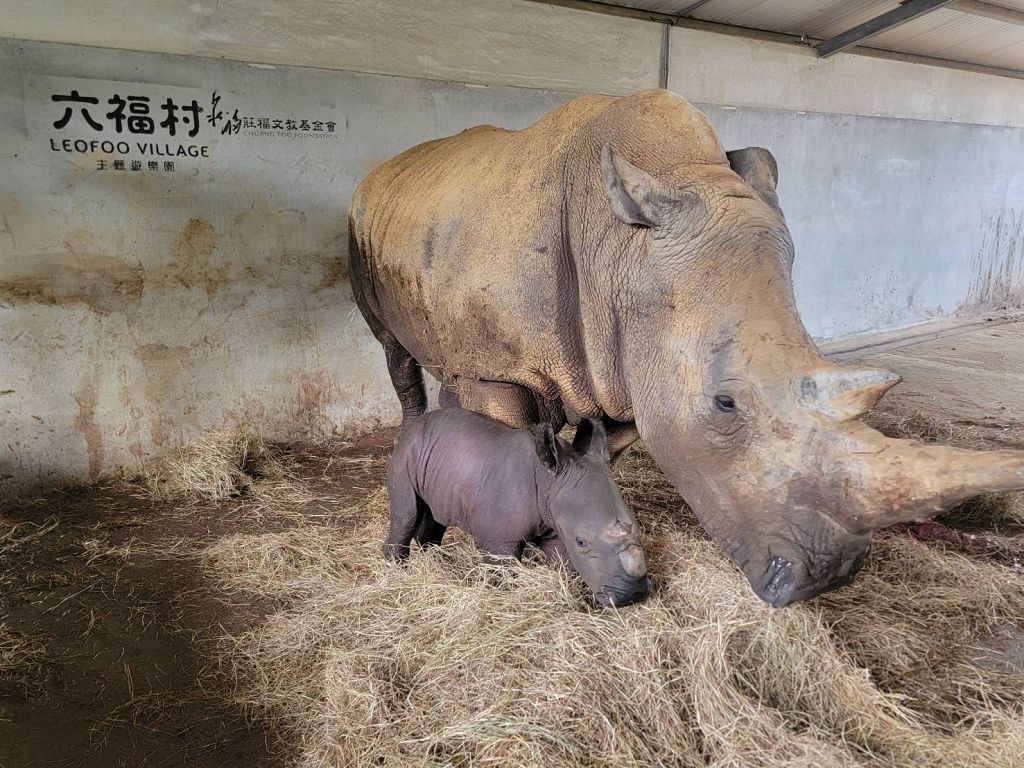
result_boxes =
[351,89,1024,607]
[385,408,650,607]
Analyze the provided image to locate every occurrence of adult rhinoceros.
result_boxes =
[348,89,1024,607]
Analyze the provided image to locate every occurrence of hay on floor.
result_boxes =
[140,425,289,502]
[0,624,52,698]
[199,439,1024,768]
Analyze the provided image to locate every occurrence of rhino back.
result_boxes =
[350,89,730,408]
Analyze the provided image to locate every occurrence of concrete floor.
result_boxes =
[832,317,1024,447]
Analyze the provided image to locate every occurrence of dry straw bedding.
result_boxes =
[1,515,60,703]
[190,421,1024,768]
[142,425,291,502]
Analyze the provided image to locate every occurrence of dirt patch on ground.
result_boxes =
[0,430,394,767]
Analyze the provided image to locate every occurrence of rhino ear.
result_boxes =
[572,419,609,461]
[531,422,563,474]
[600,144,680,227]
[727,147,781,213]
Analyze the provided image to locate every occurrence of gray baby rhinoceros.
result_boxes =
[385,408,650,607]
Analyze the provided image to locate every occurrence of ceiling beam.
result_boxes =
[815,0,956,59]
[952,0,1024,26]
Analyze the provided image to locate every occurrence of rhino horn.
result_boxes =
[800,365,902,421]
[839,422,1024,531]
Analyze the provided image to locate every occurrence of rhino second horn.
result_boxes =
[801,366,902,421]
[606,519,634,539]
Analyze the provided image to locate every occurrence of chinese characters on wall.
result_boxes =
[29,75,342,175]
[52,89,203,137]
[207,90,338,136]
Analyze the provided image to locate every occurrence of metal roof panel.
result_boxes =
[608,0,1024,72]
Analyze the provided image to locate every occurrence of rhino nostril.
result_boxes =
[619,543,647,578]
[760,555,795,608]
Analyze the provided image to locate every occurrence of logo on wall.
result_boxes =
[26,75,341,174]
[208,90,340,138]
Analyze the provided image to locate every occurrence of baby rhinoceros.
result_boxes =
[385,408,650,607]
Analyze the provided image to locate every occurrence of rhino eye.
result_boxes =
[714,395,737,413]
[575,537,588,549]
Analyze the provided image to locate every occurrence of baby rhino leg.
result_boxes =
[538,536,572,570]
[478,539,525,565]
[384,468,419,561]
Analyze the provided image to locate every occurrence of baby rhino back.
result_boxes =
[391,408,546,550]
[384,408,650,608]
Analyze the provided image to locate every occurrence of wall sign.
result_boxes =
[25,75,341,174]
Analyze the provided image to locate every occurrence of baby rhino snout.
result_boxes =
[603,520,647,578]
[619,543,647,579]
[593,521,650,608]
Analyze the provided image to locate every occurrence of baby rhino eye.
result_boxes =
[575,537,588,549]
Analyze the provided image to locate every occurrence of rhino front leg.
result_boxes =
[479,539,526,564]
[603,418,640,461]
[384,468,419,561]
[437,379,460,409]
[538,535,572,569]
[413,507,447,549]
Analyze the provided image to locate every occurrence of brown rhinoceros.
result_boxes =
[348,88,1024,607]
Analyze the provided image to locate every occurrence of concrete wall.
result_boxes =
[0,0,661,95]
[0,39,577,501]
[667,26,1024,338]
[2,1,1023,502]
[702,104,1024,339]
[670,26,1024,128]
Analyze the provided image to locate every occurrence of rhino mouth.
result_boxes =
[594,575,652,608]
[759,555,796,608]
[752,537,872,608]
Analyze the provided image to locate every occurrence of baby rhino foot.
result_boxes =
[382,541,411,562]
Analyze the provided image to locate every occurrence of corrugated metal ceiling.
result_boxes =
[608,0,1024,74]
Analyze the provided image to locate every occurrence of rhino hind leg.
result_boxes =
[383,337,427,432]
[413,501,447,549]
[349,233,425,431]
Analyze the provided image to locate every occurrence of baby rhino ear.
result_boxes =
[571,419,609,461]
[531,422,563,474]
